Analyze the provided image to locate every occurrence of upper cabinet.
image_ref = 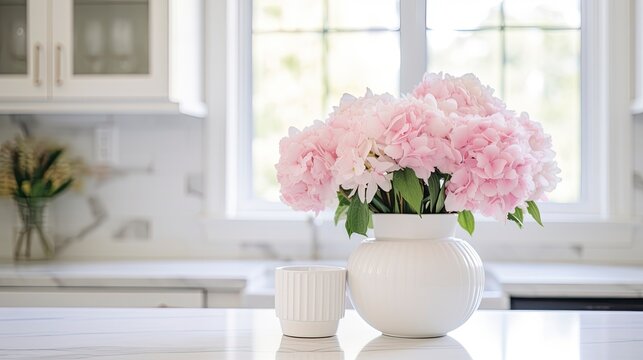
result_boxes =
[0,0,47,100]
[0,0,205,116]
[52,0,167,99]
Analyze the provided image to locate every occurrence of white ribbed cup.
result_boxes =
[275,266,347,338]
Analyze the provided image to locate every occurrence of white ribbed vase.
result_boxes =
[347,214,484,338]
[275,266,346,338]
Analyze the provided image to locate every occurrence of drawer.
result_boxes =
[510,297,643,311]
[0,287,205,308]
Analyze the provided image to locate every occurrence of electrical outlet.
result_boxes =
[95,125,119,165]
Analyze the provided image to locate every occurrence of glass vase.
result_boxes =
[13,197,55,261]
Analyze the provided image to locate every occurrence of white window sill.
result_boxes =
[632,98,643,115]
[202,213,638,248]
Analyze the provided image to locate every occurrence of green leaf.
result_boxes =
[392,168,423,214]
[11,150,24,185]
[33,149,63,182]
[435,185,446,213]
[393,189,400,213]
[421,195,431,209]
[337,191,350,206]
[427,173,440,213]
[526,200,543,226]
[370,195,391,213]
[334,204,349,225]
[43,180,53,196]
[30,180,46,198]
[50,179,73,197]
[507,207,524,229]
[458,210,475,236]
[345,196,370,237]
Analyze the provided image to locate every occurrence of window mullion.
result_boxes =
[322,0,330,112]
[499,0,506,98]
[235,0,254,216]
[205,0,238,218]
[400,0,427,94]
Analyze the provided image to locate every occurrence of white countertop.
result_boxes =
[0,260,268,291]
[0,307,641,359]
[0,260,506,309]
[2,261,643,308]
[487,262,643,298]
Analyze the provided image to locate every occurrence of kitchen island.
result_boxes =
[0,308,641,359]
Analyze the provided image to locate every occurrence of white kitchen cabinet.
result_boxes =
[0,287,205,307]
[0,0,47,99]
[51,0,168,99]
[0,0,205,116]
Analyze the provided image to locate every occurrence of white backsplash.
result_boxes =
[0,114,205,260]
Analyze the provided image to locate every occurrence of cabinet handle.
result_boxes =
[55,44,63,86]
[33,43,42,86]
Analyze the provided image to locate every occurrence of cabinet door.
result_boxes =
[0,0,47,99]
[50,0,168,99]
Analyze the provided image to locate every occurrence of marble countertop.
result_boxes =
[487,262,643,298]
[0,260,506,309]
[0,260,270,291]
[0,260,350,291]
[2,260,643,302]
[0,307,641,359]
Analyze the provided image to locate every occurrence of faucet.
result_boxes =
[240,242,281,260]
[241,216,321,260]
[307,215,320,260]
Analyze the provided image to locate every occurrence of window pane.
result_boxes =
[505,29,580,202]
[504,0,580,27]
[426,0,501,30]
[253,0,323,31]
[252,0,401,204]
[427,30,502,93]
[328,0,399,30]
[253,33,324,201]
[74,0,150,74]
[0,0,27,74]
[328,32,400,104]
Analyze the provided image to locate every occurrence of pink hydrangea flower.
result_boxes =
[377,96,461,179]
[517,112,562,201]
[328,90,400,203]
[275,72,561,224]
[444,113,537,220]
[275,121,338,213]
[412,72,506,117]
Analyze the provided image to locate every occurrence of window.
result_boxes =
[426,0,581,203]
[205,0,633,248]
[247,0,581,210]
[249,0,400,206]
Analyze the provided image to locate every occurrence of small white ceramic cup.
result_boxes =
[275,266,347,338]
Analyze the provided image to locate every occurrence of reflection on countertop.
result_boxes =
[1,308,642,359]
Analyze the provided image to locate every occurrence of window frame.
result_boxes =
[204,0,635,251]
